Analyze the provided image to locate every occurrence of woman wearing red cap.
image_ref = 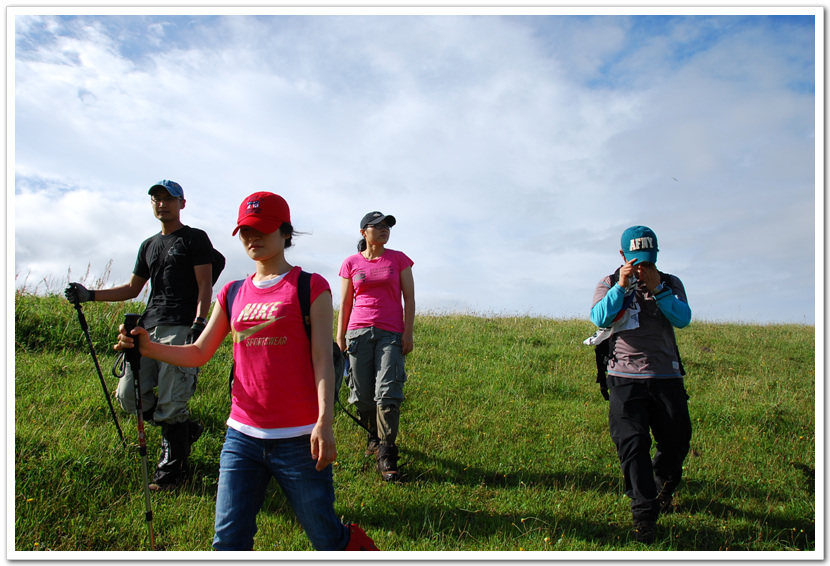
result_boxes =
[336,211,415,482]
[115,192,378,551]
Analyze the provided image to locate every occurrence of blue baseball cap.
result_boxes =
[149,180,184,199]
[621,225,659,264]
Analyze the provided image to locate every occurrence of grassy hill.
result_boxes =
[13,291,816,553]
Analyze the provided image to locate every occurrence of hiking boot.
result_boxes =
[376,443,400,482]
[149,455,184,491]
[632,519,656,544]
[149,420,204,491]
[344,524,379,551]
[149,421,189,491]
[365,434,380,457]
[148,471,181,491]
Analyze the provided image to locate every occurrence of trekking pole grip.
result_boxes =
[123,313,142,364]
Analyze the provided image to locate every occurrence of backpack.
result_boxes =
[210,249,226,286]
[593,269,685,401]
[224,271,345,402]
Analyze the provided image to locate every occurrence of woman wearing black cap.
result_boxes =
[337,211,415,482]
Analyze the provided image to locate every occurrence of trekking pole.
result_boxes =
[123,313,155,551]
[336,355,374,435]
[336,397,373,434]
[70,301,126,447]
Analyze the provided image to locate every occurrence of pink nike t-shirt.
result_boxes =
[217,266,330,430]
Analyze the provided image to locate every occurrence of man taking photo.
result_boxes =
[589,225,693,544]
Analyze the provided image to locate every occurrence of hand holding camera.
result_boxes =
[636,261,660,293]
[618,258,638,289]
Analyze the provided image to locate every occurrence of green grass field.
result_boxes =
[13,291,817,554]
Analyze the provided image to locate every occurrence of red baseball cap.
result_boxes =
[232,192,291,236]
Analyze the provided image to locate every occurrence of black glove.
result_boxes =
[65,282,94,304]
[186,321,206,344]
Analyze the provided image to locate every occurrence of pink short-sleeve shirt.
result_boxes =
[339,249,413,333]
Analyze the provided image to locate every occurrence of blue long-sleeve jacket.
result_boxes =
[590,271,691,379]
[591,279,691,329]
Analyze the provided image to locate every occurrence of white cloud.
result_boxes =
[12,13,818,323]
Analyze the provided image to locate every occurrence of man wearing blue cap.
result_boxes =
[65,180,217,490]
[589,225,693,544]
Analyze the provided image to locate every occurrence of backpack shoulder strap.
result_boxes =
[656,271,686,376]
[225,278,245,399]
[298,270,312,340]
[225,279,245,324]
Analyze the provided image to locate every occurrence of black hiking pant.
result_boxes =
[608,376,692,521]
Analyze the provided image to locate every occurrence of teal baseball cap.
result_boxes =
[621,225,659,264]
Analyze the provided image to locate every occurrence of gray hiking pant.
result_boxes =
[345,327,407,444]
[116,324,198,425]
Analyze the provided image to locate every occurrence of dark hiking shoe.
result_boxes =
[150,442,193,492]
[344,524,379,551]
[633,519,656,544]
[149,444,185,491]
[376,444,400,482]
[149,468,183,491]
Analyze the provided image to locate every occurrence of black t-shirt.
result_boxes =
[133,226,215,329]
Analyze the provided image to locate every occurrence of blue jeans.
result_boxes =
[213,427,349,551]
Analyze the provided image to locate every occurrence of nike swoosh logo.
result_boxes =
[233,316,285,343]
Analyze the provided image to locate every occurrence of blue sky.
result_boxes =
[11,9,820,324]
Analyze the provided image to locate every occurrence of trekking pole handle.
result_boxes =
[123,314,142,364]
[123,313,142,332]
